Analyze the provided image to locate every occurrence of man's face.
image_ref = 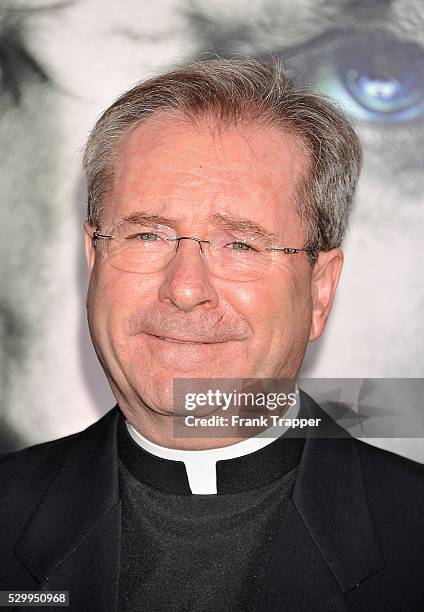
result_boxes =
[85,114,341,418]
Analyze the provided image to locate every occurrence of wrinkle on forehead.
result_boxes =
[116,112,306,188]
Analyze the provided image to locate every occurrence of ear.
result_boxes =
[83,221,96,279]
[309,248,343,342]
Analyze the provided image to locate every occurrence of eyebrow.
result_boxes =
[122,210,279,243]
[123,211,178,226]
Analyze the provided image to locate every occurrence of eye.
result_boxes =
[124,231,162,241]
[311,31,424,124]
[274,27,424,126]
[137,232,160,241]
[187,9,424,190]
[229,241,256,252]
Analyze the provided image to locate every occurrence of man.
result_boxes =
[1,58,423,611]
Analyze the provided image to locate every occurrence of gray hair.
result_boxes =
[83,57,362,259]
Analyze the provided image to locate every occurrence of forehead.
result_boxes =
[108,113,308,235]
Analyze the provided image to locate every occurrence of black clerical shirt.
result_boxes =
[117,413,305,611]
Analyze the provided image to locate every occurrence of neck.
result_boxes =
[119,392,303,495]
[113,384,300,450]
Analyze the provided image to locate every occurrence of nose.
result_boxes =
[157,237,219,312]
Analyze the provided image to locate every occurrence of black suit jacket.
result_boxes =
[1,397,424,612]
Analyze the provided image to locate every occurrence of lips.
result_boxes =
[126,312,250,343]
[154,335,220,344]
[159,336,205,344]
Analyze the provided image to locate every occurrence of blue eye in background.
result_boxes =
[187,3,424,189]
[310,31,424,124]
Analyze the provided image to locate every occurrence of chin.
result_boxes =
[137,389,191,417]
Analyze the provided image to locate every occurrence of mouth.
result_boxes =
[159,336,205,345]
[149,334,225,345]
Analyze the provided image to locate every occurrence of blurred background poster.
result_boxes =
[1,0,423,461]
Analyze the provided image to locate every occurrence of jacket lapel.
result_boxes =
[13,408,121,611]
[259,398,385,610]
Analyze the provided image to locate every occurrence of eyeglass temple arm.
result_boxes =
[92,230,112,247]
[268,247,315,254]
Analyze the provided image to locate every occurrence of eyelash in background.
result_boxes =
[0,3,53,106]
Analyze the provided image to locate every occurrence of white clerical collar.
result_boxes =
[126,386,300,494]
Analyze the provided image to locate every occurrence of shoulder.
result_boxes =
[0,407,120,574]
[353,437,424,502]
[353,436,424,473]
[301,389,424,484]
[0,407,119,494]
[300,389,424,516]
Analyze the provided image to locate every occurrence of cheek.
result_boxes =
[232,272,312,343]
[228,283,284,340]
[88,265,130,335]
[277,275,313,339]
[228,283,275,324]
[230,285,257,307]
[89,267,161,345]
